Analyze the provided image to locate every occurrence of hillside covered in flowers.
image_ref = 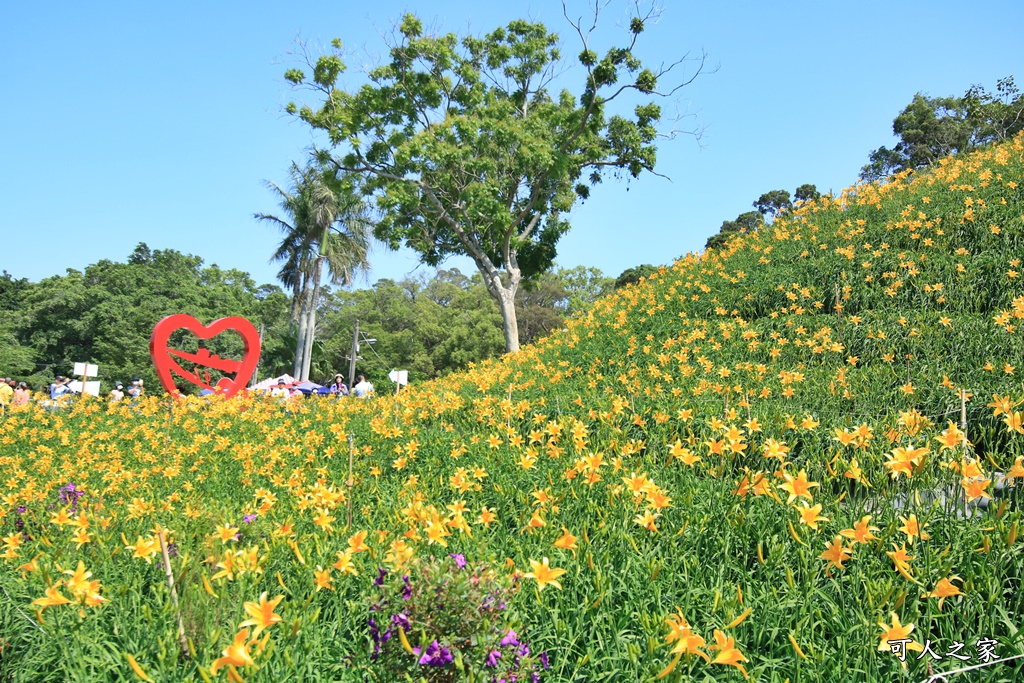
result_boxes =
[1,136,1024,682]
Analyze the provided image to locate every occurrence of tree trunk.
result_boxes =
[289,279,302,324]
[293,318,306,378]
[496,285,520,353]
[293,273,311,378]
[482,269,521,354]
[300,256,325,381]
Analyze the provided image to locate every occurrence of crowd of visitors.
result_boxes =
[0,377,32,410]
[264,372,375,403]
[0,370,376,412]
[0,375,144,412]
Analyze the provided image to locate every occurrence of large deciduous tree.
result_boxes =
[285,5,707,352]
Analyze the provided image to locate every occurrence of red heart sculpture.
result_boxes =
[150,314,261,398]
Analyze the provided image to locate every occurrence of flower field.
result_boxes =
[3,137,1024,682]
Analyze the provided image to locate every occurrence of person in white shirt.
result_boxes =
[269,379,289,401]
[351,374,374,399]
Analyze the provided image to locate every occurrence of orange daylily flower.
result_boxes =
[886,544,916,581]
[553,526,578,553]
[524,557,566,591]
[347,530,369,553]
[709,629,749,679]
[780,469,819,504]
[663,609,710,661]
[238,592,284,636]
[877,612,923,657]
[32,584,72,613]
[210,628,256,675]
[839,515,879,545]
[796,502,828,530]
[898,514,931,544]
[819,537,853,574]
[922,576,963,611]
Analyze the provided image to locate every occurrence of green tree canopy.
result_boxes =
[614,264,659,289]
[794,183,821,203]
[861,76,1024,181]
[753,189,792,218]
[315,265,609,384]
[285,7,708,352]
[704,210,762,251]
[7,245,285,393]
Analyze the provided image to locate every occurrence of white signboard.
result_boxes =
[388,369,409,385]
[73,362,99,377]
[68,381,101,397]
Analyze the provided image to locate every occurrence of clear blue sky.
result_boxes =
[3,1,1020,289]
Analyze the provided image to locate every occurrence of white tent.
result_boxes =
[251,374,296,391]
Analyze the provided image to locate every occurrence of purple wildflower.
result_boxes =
[485,650,502,667]
[500,629,519,647]
[401,575,412,600]
[368,617,382,659]
[449,553,466,569]
[374,567,388,586]
[391,612,411,630]
[417,640,453,667]
[243,513,257,524]
[540,651,549,670]
[60,483,84,512]
[369,617,380,641]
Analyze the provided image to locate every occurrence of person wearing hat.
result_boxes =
[110,382,125,402]
[269,378,289,401]
[329,373,349,397]
[50,375,71,400]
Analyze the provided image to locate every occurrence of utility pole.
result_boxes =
[348,319,359,389]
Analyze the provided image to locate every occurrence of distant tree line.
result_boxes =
[0,246,612,392]
[703,183,822,251]
[0,245,290,392]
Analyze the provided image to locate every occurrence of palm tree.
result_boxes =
[256,163,373,380]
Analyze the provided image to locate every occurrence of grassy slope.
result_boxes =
[1,137,1024,683]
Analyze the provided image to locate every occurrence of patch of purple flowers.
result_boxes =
[59,482,84,512]
[367,553,546,681]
